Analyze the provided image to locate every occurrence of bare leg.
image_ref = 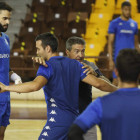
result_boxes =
[0,126,6,140]
[112,78,118,86]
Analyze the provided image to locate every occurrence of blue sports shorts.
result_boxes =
[38,125,69,140]
[0,101,10,127]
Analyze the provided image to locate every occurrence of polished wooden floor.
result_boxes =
[4,100,101,140]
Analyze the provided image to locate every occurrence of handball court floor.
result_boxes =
[5,100,102,140]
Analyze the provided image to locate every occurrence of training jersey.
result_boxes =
[0,32,10,102]
[37,56,87,127]
[108,17,138,62]
[79,60,103,114]
[74,88,140,140]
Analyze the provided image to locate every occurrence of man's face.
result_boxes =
[66,44,85,62]
[122,6,131,18]
[0,10,11,32]
[36,40,47,60]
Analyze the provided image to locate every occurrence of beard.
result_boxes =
[0,23,8,32]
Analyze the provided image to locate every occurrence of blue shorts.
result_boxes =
[38,125,69,140]
[0,102,10,127]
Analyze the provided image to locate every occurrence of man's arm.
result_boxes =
[134,35,140,52]
[82,74,117,92]
[99,75,111,83]
[0,76,47,93]
[108,34,115,70]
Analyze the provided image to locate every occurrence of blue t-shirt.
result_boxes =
[74,88,140,140]
[108,17,138,62]
[37,56,87,127]
[0,32,10,102]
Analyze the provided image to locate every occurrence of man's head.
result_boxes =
[115,49,140,84]
[0,2,13,32]
[35,32,58,60]
[121,1,131,19]
[66,36,86,62]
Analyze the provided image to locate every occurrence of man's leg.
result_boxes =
[0,126,6,140]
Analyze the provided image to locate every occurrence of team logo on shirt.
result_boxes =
[4,39,8,45]
[41,139,45,140]
[119,22,123,25]
[130,22,135,27]
[45,126,51,130]
[50,110,57,115]
[49,117,56,122]
[50,98,55,103]
[42,132,48,136]
[50,103,57,107]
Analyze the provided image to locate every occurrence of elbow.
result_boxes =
[32,84,41,92]
[93,82,102,89]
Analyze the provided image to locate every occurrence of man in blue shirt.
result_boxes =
[108,1,139,86]
[0,33,117,140]
[68,49,140,140]
[0,2,22,140]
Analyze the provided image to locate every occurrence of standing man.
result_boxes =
[108,1,139,86]
[0,2,22,140]
[66,36,110,140]
[68,49,140,140]
[0,33,117,140]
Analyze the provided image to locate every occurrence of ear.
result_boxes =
[66,49,70,57]
[114,68,119,78]
[45,45,51,53]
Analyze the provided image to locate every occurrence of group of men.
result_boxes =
[0,1,139,140]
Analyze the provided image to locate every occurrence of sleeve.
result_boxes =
[108,21,116,34]
[36,62,53,81]
[135,22,138,35]
[74,98,102,133]
[95,69,103,77]
[77,61,87,80]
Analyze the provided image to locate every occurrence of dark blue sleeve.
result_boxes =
[36,62,53,81]
[74,98,102,133]
[135,22,138,35]
[95,69,103,77]
[77,61,87,80]
[108,21,116,34]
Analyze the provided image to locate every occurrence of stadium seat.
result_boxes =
[12,42,34,56]
[62,27,85,40]
[94,0,115,9]
[32,0,51,6]
[88,13,112,26]
[49,0,73,8]
[46,12,67,29]
[67,12,88,28]
[85,43,104,56]
[72,0,94,14]
[85,27,108,39]
[132,14,140,29]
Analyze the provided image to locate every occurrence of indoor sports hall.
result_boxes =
[0,0,140,139]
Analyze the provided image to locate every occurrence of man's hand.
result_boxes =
[32,56,48,67]
[0,82,6,93]
[109,60,115,70]
[81,62,97,76]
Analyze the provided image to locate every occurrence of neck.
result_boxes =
[118,79,138,89]
[46,52,59,61]
[120,15,130,21]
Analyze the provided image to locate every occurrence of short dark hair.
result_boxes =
[121,1,131,9]
[35,32,58,53]
[116,49,140,83]
[0,2,13,12]
[66,36,85,51]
